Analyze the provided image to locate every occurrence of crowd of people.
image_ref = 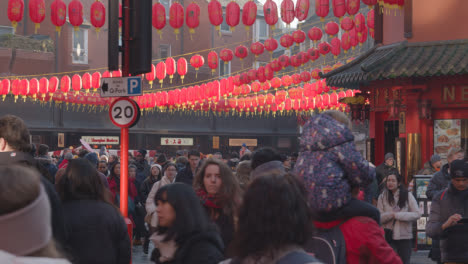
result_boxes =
[1,112,467,264]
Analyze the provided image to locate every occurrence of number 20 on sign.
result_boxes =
[109,97,141,128]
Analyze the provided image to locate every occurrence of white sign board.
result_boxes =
[109,98,140,128]
[100,76,142,97]
[81,136,120,145]
[161,138,194,146]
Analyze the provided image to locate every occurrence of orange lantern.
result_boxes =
[292,30,306,46]
[165,57,176,83]
[281,0,295,27]
[169,2,184,39]
[51,0,66,35]
[315,0,329,22]
[8,0,24,33]
[72,74,82,94]
[152,2,166,39]
[68,0,83,31]
[186,2,200,37]
[308,48,320,62]
[38,78,48,100]
[308,27,322,44]
[264,38,278,56]
[48,77,59,98]
[90,0,105,34]
[325,22,339,38]
[242,1,257,33]
[91,72,101,91]
[332,0,346,21]
[177,57,187,83]
[156,61,166,87]
[220,48,234,64]
[331,37,341,58]
[29,78,39,100]
[280,34,294,49]
[82,72,91,93]
[19,79,29,101]
[341,16,354,32]
[208,0,223,34]
[226,1,240,31]
[250,42,264,59]
[29,0,46,34]
[264,0,278,30]
[207,51,219,75]
[347,0,360,18]
[146,64,156,88]
[190,54,204,78]
[60,75,71,96]
[295,0,310,22]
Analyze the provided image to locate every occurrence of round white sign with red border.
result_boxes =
[109,97,140,128]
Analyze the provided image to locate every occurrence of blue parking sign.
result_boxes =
[127,77,141,95]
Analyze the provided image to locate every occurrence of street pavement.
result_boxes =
[132,244,435,264]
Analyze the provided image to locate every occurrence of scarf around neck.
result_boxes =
[196,188,222,209]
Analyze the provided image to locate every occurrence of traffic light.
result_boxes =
[108,0,119,71]
[129,0,152,75]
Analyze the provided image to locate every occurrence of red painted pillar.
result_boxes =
[120,127,129,217]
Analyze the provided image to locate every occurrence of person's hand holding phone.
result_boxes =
[442,214,462,230]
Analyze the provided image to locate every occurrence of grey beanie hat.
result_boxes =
[384,153,394,161]
[430,154,441,164]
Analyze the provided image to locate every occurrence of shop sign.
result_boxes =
[229,138,258,147]
[213,136,220,149]
[442,85,468,103]
[81,136,120,145]
[161,137,194,146]
[434,119,461,161]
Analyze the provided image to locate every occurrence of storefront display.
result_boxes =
[413,175,433,250]
[434,119,461,162]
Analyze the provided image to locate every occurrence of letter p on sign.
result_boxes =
[128,78,141,95]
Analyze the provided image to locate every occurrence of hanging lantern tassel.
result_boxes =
[34,23,40,34]
[245,26,250,37]
[174,29,179,40]
[189,28,194,40]
[181,76,184,83]
[169,75,173,83]
[160,79,163,88]
[157,30,162,39]
[95,28,100,38]
[149,81,153,88]
[195,69,198,79]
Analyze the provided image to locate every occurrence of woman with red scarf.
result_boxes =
[193,159,242,253]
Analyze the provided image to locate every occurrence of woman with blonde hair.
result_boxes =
[0,165,70,263]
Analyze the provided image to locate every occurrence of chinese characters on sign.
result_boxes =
[161,137,194,146]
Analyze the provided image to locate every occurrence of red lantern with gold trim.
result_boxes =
[152,2,166,39]
[332,0,346,21]
[264,38,278,57]
[318,42,331,56]
[90,0,105,34]
[48,77,58,98]
[331,37,341,58]
[186,2,200,37]
[292,30,306,46]
[91,72,101,91]
[208,0,223,34]
[367,9,375,30]
[38,78,48,100]
[270,59,282,72]
[51,0,66,35]
[165,57,176,83]
[308,27,322,44]
[207,51,219,75]
[82,72,91,93]
[146,64,156,88]
[11,79,20,102]
[169,2,184,39]
[292,73,301,85]
[257,67,266,83]
[325,22,339,38]
[68,0,83,31]
[8,0,24,33]
[263,0,278,30]
[349,27,358,50]
[226,1,240,31]
[156,61,166,87]
[265,64,274,80]
[235,45,248,61]
[347,0,360,18]
[281,0,295,27]
[270,77,282,90]
[19,79,29,101]
[311,69,322,80]
[242,1,257,33]
[29,78,38,100]
[280,34,294,49]
[363,0,377,9]
[308,48,320,62]
[341,32,351,53]
[190,54,204,78]
[281,75,293,88]
[300,71,311,82]
[354,13,366,34]
[248,69,257,82]
[279,55,290,69]
[295,0,310,21]
[220,49,234,64]
[250,42,264,59]
[29,0,46,34]
[341,16,354,32]
[315,0,329,22]
[72,74,82,94]
[358,25,368,46]
[60,75,71,96]
[290,55,301,69]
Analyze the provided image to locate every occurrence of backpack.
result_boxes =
[304,221,347,264]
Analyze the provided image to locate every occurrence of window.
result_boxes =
[220,11,231,33]
[219,60,231,77]
[72,29,88,64]
[159,44,171,59]
[255,18,269,41]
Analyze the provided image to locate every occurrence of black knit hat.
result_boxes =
[450,160,468,179]
[137,150,147,157]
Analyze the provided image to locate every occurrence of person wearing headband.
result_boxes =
[0,165,70,264]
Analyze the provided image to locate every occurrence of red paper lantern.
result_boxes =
[349,28,358,50]
[242,1,257,32]
[19,79,29,101]
[50,0,66,34]
[220,49,234,64]
[354,13,366,34]
[250,42,265,58]
[226,1,240,31]
[207,51,219,75]
[38,78,47,99]
[177,58,187,83]
[281,0,295,26]
[279,55,290,69]
[341,32,351,53]
[281,75,293,88]
[91,72,101,91]
[341,16,354,32]
[263,0,278,30]
[169,2,184,38]
[90,0,105,34]
[308,27,323,43]
[11,79,20,102]
[280,34,294,49]
[298,51,309,65]
[256,67,266,83]
[165,57,176,83]
[367,9,375,30]
[28,78,38,100]
[300,71,311,82]
[152,2,166,39]
[270,59,282,72]
[156,61,166,87]
[292,73,301,85]
[68,0,83,31]
[325,22,339,38]
[318,42,331,56]
[331,37,341,58]
[264,64,274,80]
[271,77,282,90]
[60,75,71,96]
[235,45,248,61]
[112,70,122,78]
[29,0,46,34]
[290,55,301,69]
[208,0,223,34]
[48,76,59,97]
[292,30,306,46]
[72,74,82,94]
[82,72,91,93]
[362,0,377,8]
[240,73,250,84]
[248,69,257,81]
[311,69,322,80]
[332,0,346,20]
[190,54,204,78]
[186,2,200,36]
[8,0,24,33]
[358,25,368,45]
[323,65,333,74]
[315,0,329,22]
[146,64,156,88]
[295,0,310,21]
[347,0,360,18]
[264,38,278,55]
[308,48,320,61]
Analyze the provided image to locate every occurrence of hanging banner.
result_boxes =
[229,138,257,147]
[161,137,194,146]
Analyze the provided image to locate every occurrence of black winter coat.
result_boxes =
[62,200,131,264]
[426,164,450,200]
[175,167,194,186]
[140,176,158,204]
[151,230,224,264]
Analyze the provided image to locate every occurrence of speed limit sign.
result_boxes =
[109,97,141,128]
